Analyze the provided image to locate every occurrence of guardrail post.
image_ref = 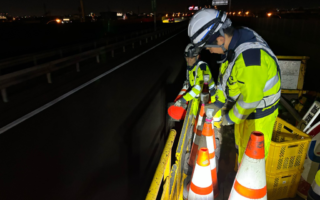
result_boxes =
[1,89,8,103]
[123,46,126,53]
[96,55,100,63]
[47,73,52,84]
[112,50,114,57]
[76,62,80,72]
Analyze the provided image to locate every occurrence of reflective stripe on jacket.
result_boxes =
[183,61,215,102]
[218,28,281,124]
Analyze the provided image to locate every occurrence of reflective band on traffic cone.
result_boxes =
[308,170,320,200]
[188,148,214,200]
[188,117,203,169]
[202,117,219,198]
[196,104,205,128]
[229,131,267,200]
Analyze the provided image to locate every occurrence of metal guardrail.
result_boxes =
[0,23,187,102]
[146,99,195,200]
[146,129,177,200]
[0,28,157,73]
[169,100,194,200]
[146,55,312,200]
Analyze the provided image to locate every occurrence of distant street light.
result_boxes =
[47,19,61,24]
[267,13,281,18]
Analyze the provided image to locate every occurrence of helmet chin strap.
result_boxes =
[217,51,228,64]
[216,28,228,63]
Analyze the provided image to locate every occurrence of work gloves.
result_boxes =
[183,81,189,90]
[174,99,187,109]
[174,99,182,107]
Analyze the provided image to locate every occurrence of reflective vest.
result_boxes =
[183,61,215,102]
[217,27,281,124]
[308,170,320,200]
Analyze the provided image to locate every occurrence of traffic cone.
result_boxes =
[188,148,214,200]
[307,170,320,200]
[196,104,205,128]
[188,103,205,169]
[188,117,202,169]
[174,83,189,102]
[168,104,187,120]
[168,84,189,120]
[202,117,219,198]
[229,131,267,200]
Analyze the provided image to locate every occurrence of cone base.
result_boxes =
[168,105,187,120]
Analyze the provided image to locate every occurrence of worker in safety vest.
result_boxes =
[308,169,320,200]
[174,43,221,121]
[187,9,281,164]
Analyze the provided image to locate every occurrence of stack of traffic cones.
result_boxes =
[202,116,219,198]
[188,148,214,199]
[229,131,267,200]
[188,117,202,170]
[188,104,205,169]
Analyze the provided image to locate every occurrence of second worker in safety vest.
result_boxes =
[174,43,221,122]
[187,9,281,164]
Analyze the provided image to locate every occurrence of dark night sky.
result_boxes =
[2,0,320,16]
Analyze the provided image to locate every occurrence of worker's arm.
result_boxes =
[203,65,216,97]
[211,85,226,108]
[226,49,268,124]
[181,63,208,103]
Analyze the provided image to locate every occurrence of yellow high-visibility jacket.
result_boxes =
[181,60,215,103]
[216,27,281,124]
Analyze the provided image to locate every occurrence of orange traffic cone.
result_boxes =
[196,104,205,128]
[168,84,189,120]
[188,118,202,169]
[188,148,214,200]
[188,103,205,168]
[174,83,189,102]
[202,117,219,198]
[229,131,267,200]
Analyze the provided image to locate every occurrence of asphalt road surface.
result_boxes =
[0,27,189,200]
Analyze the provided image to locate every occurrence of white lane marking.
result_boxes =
[0,28,187,134]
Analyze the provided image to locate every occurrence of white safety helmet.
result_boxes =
[184,43,200,57]
[188,9,231,50]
